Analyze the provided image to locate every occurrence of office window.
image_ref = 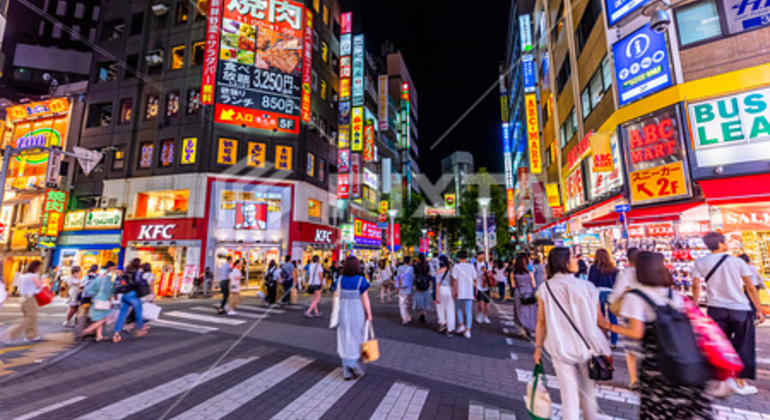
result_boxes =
[601,55,612,91]
[551,1,565,43]
[125,55,138,79]
[39,21,45,36]
[160,140,175,167]
[320,79,328,101]
[574,0,602,55]
[313,0,320,12]
[74,3,85,18]
[70,25,81,40]
[130,13,144,35]
[96,62,118,83]
[187,89,201,114]
[176,1,189,24]
[138,143,154,169]
[192,41,205,65]
[145,94,160,120]
[52,23,62,38]
[676,0,723,46]
[556,53,571,95]
[119,98,133,124]
[319,158,326,182]
[171,45,185,69]
[559,107,576,148]
[88,28,96,42]
[112,148,126,170]
[86,103,112,127]
[101,19,124,41]
[166,91,180,117]
[580,55,612,118]
[92,5,100,21]
[322,5,329,26]
[545,147,552,168]
[56,0,66,16]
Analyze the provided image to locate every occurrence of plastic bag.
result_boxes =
[683,296,744,380]
[525,363,551,420]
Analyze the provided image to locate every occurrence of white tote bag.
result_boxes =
[142,302,162,321]
[525,364,552,420]
[328,286,341,329]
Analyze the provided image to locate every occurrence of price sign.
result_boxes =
[629,161,688,204]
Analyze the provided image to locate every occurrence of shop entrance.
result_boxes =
[59,248,120,278]
[217,244,281,289]
[128,246,188,297]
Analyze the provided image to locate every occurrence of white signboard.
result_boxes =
[724,0,770,34]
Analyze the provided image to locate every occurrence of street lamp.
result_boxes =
[477,197,491,263]
[388,209,398,268]
[420,228,428,256]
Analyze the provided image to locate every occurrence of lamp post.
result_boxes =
[477,197,491,263]
[388,209,398,268]
[420,228,428,256]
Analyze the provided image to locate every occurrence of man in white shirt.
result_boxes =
[608,247,641,390]
[451,250,477,338]
[692,232,764,395]
[396,256,414,324]
[474,252,491,324]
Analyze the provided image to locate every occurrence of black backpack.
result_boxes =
[629,289,710,387]
[280,266,291,282]
[136,272,151,297]
[414,265,431,291]
[114,271,137,294]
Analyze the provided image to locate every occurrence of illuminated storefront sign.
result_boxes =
[338,149,350,173]
[275,145,293,170]
[341,12,352,34]
[363,168,378,189]
[363,122,375,162]
[40,189,68,238]
[525,94,542,174]
[353,217,382,246]
[300,9,314,122]
[523,54,536,91]
[378,75,389,130]
[352,34,365,106]
[86,208,124,229]
[201,0,222,104]
[590,132,613,172]
[351,107,364,151]
[247,141,266,167]
[519,14,533,51]
[337,174,349,199]
[613,24,673,106]
[546,183,560,207]
[724,0,770,34]
[211,0,307,133]
[6,97,69,122]
[181,137,197,165]
[567,133,591,170]
[217,138,238,165]
[350,153,362,199]
[564,167,585,212]
[606,0,650,26]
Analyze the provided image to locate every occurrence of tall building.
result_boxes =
[441,151,474,209]
[386,50,419,196]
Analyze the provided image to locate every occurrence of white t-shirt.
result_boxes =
[608,267,638,305]
[475,261,490,291]
[452,262,477,300]
[692,253,752,311]
[620,285,685,323]
[378,265,392,282]
[307,263,323,286]
[229,268,242,292]
[436,268,452,287]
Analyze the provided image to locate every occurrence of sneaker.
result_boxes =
[463,330,471,339]
[23,336,42,343]
[709,379,737,399]
[446,331,454,337]
[227,310,237,316]
[475,314,484,324]
[732,380,758,396]
[483,316,491,324]
[438,325,447,333]
[456,325,466,334]
[304,312,314,319]
[314,312,323,318]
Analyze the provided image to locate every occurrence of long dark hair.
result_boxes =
[593,248,615,274]
[547,247,573,278]
[26,260,42,273]
[514,255,529,275]
[636,252,672,287]
[342,256,361,276]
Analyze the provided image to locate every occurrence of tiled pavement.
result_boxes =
[1,287,770,419]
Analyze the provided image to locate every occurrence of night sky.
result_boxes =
[340,0,511,182]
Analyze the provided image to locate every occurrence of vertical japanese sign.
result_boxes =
[525,94,542,174]
[378,75,389,130]
[217,138,237,165]
[522,55,536,92]
[363,121,375,162]
[300,9,313,122]
[350,153,362,199]
[337,149,350,173]
[499,64,515,227]
[545,183,561,207]
[275,144,293,170]
[247,141,266,167]
[590,132,613,172]
[351,107,364,151]
[213,0,306,134]
[337,174,349,199]
[519,14,533,51]
[201,0,222,105]
[532,182,547,225]
[40,189,68,239]
[352,34,365,107]
[341,12,352,34]
[307,152,315,176]
[181,137,197,165]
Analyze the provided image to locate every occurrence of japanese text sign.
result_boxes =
[724,0,770,34]
[275,144,293,170]
[352,34,365,106]
[363,122,375,162]
[525,94,542,174]
[351,107,364,151]
[40,189,68,238]
[546,183,561,207]
[300,9,313,122]
[606,0,650,26]
[350,153,362,198]
[523,54,536,92]
[201,0,222,104]
[337,174,349,199]
[354,218,382,246]
[378,75,389,130]
[341,12,352,34]
[7,98,69,122]
[629,160,689,204]
[217,137,238,165]
[647,223,674,237]
[181,137,197,165]
[567,133,591,170]
[247,141,266,167]
[613,24,672,106]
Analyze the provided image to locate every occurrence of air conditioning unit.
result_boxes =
[146,50,164,67]
[152,4,170,16]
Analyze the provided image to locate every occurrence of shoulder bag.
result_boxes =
[92,277,112,311]
[545,282,613,381]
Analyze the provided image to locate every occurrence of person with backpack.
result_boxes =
[396,256,415,325]
[79,262,118,342]
[609,251,712,418]
[588,248,620,348]
[412,254,433,324]
[434,255,455,336]
[608,247,642,391]
[264,260,279,306]
[691,232,764,395]
[112,259,147,343]
[279,256,295,308]
[304,255,324,318]
[474,252,492,325]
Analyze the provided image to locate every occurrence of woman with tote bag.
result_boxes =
[334,256,373,380]
[2,261,45,344]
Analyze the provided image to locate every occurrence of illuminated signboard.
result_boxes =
[546,183,560,207]
[351,107,364,151]
[338,101,351,125]
[523,54,536,92]
[519,14,533,51]
[40,189,68,238]
[350,153,362,199]
[300,9,313,122]
[337,149,350,173]
[275,144,293,170]
[378,75,389,130]
[606,0,650,26]
[363,167,378,189]
[64,210,86,231]
[337,174,349,198]
[341,12,352,34]
[212,0,307,134]
[86,208,124,229]
[525,94,542,174]
[7,98,69,122]
[613,24,672,107]
[247,141,266,167]
[201,0,222,104]
[181,137,197,165]
[352,34,365,106]
[307,152,315,176]
[353,217,382,246]
[363,121,375,162]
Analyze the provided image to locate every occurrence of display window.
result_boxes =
[131,246,189,297]
[59,248,121,278]
[136,190,189,218]
[217,245,281,288]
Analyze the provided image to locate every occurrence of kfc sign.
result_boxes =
[314,229,332,243]
[138,224,176,240]
[122,218,204,246]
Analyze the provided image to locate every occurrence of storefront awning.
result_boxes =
[582,201,704,228]
[3,192,40,206]
[535,194,623,233]
[698,174,770,205]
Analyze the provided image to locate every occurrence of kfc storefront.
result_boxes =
[289,222,339,265]
[123,218,205,297]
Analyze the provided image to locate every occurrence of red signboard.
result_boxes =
[506,189,516,227]
[628,225,645,238]
[647,223,675,237]
[350,153,362,198]
[363,123,375,162]
[300,9,313,122]
[215,103,299,134]
[354,218,382,246]
[235,202,268,230]
[40,189,68,237]
[721,203,770,231]
[419,238,429,253]
[337,174,349,199]
[385,223,401,248]
[679,221,711,236]
[341,12,352,34]
[551,206,564,219]
[627,116,679,165]
[201,0,223,104]
[292,221,339,244]
[567,133,591,170]
[122,218,205,246]
[532,182,547,225]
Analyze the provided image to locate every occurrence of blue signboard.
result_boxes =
[522,54,536,92]
[606,0,650,26]
[615,204,630,213]
[613,24,672,107]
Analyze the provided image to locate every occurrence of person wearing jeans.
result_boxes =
[217,256,232,314]
[113,289,145,342]
[587,248,619,347]
[451,250,477,339]
[396,256,414,325]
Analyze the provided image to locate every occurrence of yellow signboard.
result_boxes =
[590,132,613,173]
[181,137,197,165]
[247,142,266,168]
[217,138,237,165]
[525,94,542,174]
[351,107,363,152]
[629,161,688,204]
[545,183,561,207]
[275,145,293,170]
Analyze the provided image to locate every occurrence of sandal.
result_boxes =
[134,328,148,338]
[112,333,122,343]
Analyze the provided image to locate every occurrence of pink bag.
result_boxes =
[683,297,744,380]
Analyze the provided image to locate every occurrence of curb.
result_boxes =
[0,340,90,386]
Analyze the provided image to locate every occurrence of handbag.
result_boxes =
[329,286,341,329]
[361,320,379,363]
[545,282,613,381]
[142,302,162,321]
[525,363,552,420]
[520,293,537,305]
[682,296,744,380]
[35,286,54,307]
[92,277,112,311]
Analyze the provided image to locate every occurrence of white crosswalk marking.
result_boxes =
[238,304,286,314]
[13,396,88,420]
[369,382,429,420]
[74,357,257,420]
[549,402,628,420]
[171,355,313,420]
[189,306,268,319]
[468,403,516,420]
[270,368,356,420]
[152,318,218,333]
[165,311,246,325]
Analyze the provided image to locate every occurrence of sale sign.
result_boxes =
[525,94,542,174]
[629,160,689,204]
[720,204,770,231]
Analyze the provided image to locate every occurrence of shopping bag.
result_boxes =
[525,363,552,420]
[683,296,744,380]
[361,320,379,363]
[329,287,341,329]
[34,286,54,306]
[0,285,7,308]
[142,302,162,321]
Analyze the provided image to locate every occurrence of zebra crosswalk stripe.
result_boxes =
[152,318,219,333]
[165,311,247,325]
[237,304,286,314]
[369,382,429,420]
[74,357,258,420]
[13,396,88,420]
[189,306,268,319]
[270,368,356,420]
[467,403,517,420]
[171,355,314,420]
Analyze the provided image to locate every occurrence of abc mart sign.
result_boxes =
[688,86,770,175]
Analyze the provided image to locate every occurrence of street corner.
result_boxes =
[0,332,78,377]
